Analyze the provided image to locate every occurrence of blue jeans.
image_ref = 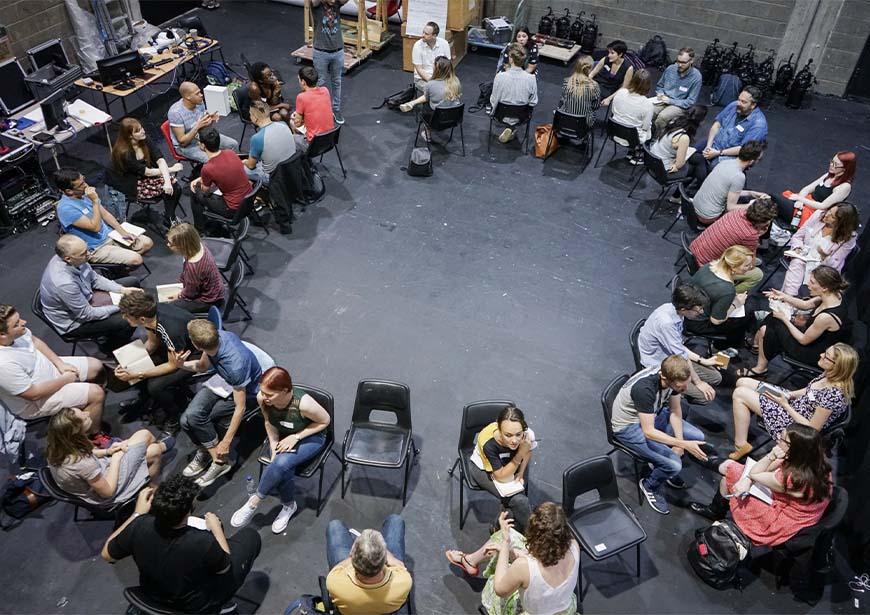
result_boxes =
[614,407,704,491]
[326,515,406,569]
[313,48,344,112]
[178,133,240,164]
[180,388,256,449]
[256,432,325,503]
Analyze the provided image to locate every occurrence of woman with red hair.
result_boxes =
[772,151,856,225]
[230,367,330,534]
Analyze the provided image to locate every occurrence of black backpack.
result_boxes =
[639,35,669,70]
[687,520,751,589]
[469,81,494,114]
[407,147,432,177]
[1,472,52,529]
[372,84,416,110]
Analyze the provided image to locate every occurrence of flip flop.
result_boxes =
[736,367,768,379]
[445,550,479,576]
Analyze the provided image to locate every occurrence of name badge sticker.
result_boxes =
[280,421,294,429]
[736,124,745,132]
[678,86,688,92]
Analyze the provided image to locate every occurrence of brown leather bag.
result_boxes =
[534,124,559,159]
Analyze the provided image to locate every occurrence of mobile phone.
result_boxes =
[757,382,783,398]
[723,492,748,499]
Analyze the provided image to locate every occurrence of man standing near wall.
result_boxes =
[652,47,702,134]
[310,0,350,125]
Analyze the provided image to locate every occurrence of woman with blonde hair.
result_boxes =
[108,117,183,229]
[684,245,755,347]
[399,56,462,139]
[558,55,601,127]
[47,407,173,505]
[729,342,857,460]
[164,222,226,313]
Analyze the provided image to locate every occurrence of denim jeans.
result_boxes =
[178,133,240,163]
[180,388,255,449]
[313,48,344,112]
[326,515,406,569]
[614,406,705,491]
[256,432,325,503]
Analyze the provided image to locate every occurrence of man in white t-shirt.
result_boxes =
[411,22,450,92]
[0,304,105,433]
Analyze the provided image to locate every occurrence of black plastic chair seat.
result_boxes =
[123,587,179,615]
[568,500,646,561]
[344,424,411,467]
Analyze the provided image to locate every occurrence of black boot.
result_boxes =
[689,491,729,521]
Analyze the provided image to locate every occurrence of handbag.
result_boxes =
[407,147,433,177]
[534,124,559,159]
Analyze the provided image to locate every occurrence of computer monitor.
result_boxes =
[27,39,70,70]
[96,50,144,86]
[41,89,70,131]
[0,58,36,115]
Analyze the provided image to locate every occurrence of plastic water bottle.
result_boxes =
[245,475,256,497]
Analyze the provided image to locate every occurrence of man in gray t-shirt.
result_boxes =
[692,140,767,223]
[311,0,350,123]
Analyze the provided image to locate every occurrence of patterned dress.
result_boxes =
[759,376,848,439]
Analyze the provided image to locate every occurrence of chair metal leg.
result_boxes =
[334,146,347,178]
[459,472,466,529]
[413,118,422,149]
[70,340,77,356]
[315,465,325,517]
[627,172,644,198]
[648,186,668,220]
[447,457,460,476]
[459,122,465,157]
[634,458,642,505]
[487,117,493,153]
[636,544,641,577]
[577,553,583,608]
[759,259,785,289]
[402,448,412,505]
[340,461,347,498]
[661,210,682,240]
[594,134,608,167]
[240,124,247,149]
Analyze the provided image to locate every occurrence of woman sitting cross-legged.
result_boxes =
[649,104,709,192]
[740,266,852,379]
[779,204,859,296]
[608,68,654,165]
[729,342,857,460]
[689,423,832,547]
[770,151,856,225]
[231,366,330,534]
[47,408,174,505]
[164,222,227,314]
[446,505,580,615]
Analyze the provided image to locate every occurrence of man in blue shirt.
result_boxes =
[652,47,702,134]
[702,86,768,167]
[54,168,154,268]
[177,320,263,487]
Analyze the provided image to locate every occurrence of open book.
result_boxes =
[493,478,525,498]
[112,339,155,385]
[784,248,820,263]
[156,283,183,302]
[203,373,233,399]
[736,457,774,505]
[108,222,146,248]
[767,298,795,319]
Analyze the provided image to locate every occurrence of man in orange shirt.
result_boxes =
[291,66,335,153]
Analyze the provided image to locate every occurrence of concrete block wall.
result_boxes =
[817,0,870,96]
[0,0,76,71]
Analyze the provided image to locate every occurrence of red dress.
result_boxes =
[724,461,830,546]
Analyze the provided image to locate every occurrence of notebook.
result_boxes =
[156,283,183,302]
[108,222,146,247]
[112,339,155,385]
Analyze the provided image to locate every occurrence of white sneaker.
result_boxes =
[271,501,297,534]
[230,500,258,528]
[195,461,232,487]
[498,128,514,143]
[183,449,211,477]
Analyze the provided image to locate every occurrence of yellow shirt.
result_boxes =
[325,562,412,615]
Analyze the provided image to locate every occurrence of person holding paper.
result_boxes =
[684,245,755,349]
[178,320,263,487]
[165,223,227,313]
[730,342,856,460]
[0,304,107,440]
[688,423,832,547]
[53,168,154,268]
[739,266,852,379]
[39,235,141,351]
[468,405,533,532]
[611,356,708,515]
[769,151,856,224]
[101,476,262,614]
[651,48,702,135]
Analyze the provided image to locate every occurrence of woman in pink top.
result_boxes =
[165,223,226,314]
[689,423,832,546]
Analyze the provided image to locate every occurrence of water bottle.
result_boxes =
[245,475,256,497]
[789,204,803,229]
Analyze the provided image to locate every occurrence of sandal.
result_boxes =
[445,550,479,576]
[735,367,768,379]
[728,442,754,461]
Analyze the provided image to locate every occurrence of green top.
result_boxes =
[264,387,312,437]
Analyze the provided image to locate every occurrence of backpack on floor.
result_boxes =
[687,520,751,589]
[639,35,669,70]
[711,73,742,106]
[469,81,494,113]
[372,85,416,110]
[407,147,432,177]
[206,61,233,85]
[1,472,52,529]
[623,50,647,72]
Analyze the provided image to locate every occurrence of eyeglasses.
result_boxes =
[820,353,836,362]
[676,59,693,65]
[830,159,844,169]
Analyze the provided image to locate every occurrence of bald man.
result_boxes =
[39,235,141,350]
[168,81,239,164]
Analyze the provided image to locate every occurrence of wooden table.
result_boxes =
[75,37,221,114]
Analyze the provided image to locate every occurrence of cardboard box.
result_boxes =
[448,0,480,31]
[402,29,466,72]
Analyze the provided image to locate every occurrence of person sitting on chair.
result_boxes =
[54,168,154,268]
[692,140,768,225]
[167,81,239,164]
[769,151,856,225]
[399,56,462,141]
[108,118,184,230]
[651,47,702,135]
[179,319,263,487]
[637,285,722,406]
[496,26,538,74]
[611,355,709,515]
[246,100,295,178]
[292,66,336,154]
[490,44,538,144]
[0,303,107,439]
[39,235,141,351]
[230,366,330,534]
[47,408,173,504]
[701,86,768,167]
[412,21,451,93]
[189,128,253,234]
[468,404,534,532]
[102,476,262,614]
[325,514,412,615]
[589,39,634,105]
[689,423,832,547]
[649,105,708,190]
[164,223,227,313]
[609,68,654,165]
[247,62,291,124]
[557,55,600,129]
[115,292,198,430]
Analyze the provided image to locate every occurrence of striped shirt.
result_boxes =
[558,79,600,125]
[179,246,226,305]
[690,209,761,266]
